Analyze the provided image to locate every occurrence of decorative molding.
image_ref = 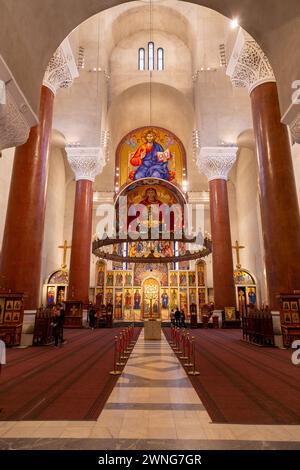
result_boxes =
[66,147,106,182]
[0,54,38,150]
[226,28,275,95]
[289,113,300,143]
[197,147,237,182]
[43,38,79,95]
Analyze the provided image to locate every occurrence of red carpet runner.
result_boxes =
[164,328,300,425]
[0,328,141,421]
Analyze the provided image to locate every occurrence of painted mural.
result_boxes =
[116,127,185,188]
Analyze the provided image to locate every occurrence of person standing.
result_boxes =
[174,307,181,327]
[88,305,97,330]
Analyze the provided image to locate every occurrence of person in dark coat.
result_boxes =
[180,309,186,328]
[52,307,64,347]
[88,305,97,330]
[174,308,181,327]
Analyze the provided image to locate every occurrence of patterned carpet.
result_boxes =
[163,327,300,425]
[0,328,141,421]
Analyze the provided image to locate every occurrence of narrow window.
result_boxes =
[138,48,145,71]
[148,42,154,71]
[157,47,164,71]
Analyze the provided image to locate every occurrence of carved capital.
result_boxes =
[66,147,106,182]
[0,55,38,150]
[197,147,237,182]
[43,39,79,95]
[226,29,275,94]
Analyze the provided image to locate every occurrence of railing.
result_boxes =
[241,311,274,347]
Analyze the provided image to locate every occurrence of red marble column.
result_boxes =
[0,86,54,309]
[251,82,300,309]
[67,180,93,304]
[209,179,236,310]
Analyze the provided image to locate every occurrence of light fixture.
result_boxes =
[230,18,239,29]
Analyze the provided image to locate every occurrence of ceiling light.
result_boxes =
[231,18,239,29]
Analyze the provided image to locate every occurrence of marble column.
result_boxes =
[0,39,78,310]
[227,29,300,309]
[66,148,105,305]
[198,147,237,310]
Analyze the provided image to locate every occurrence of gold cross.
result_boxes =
[58,240,71,270]
[232,240,245,269]
[70,306,78,316]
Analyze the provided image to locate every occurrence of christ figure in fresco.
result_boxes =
[129,130,173,181]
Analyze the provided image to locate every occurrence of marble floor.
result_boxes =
[1,329,300,450]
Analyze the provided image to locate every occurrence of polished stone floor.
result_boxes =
[1,330,300,450]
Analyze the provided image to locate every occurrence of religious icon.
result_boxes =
[188,272,196,286]
[133,290,141,310]
[247,287,256,306]
[153,301,159,314]
[170,273,178,287]
[115,292,123,319]
[198,288,206,306]
[97,264,105,286]
[225,307,236,321]
[115,273,123,286]
[106,289,113,305]
[197,263,205,286]
[47,287,56,306]
[238,288,246,315]
[57,287,65,303]
[161,290,169,309]
[5,311,12,321]
[0,298,5,323]
[125,290,132,309]
[180,290,188,311]
[129,129,173,181]
[170,289,178,309]
[13,312,20,321]
[291,301,298,311]
[179,273,187,286]
[13,300,21,311]
[189,289,196,305]
[125,273,132,285]
[292,312,300,323]
[283,301,290,310]
[5,300,13,311]
[106,272,114,286]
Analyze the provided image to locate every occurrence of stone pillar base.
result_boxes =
[21,310,36,346]
[271,311,284,348]
[213,310,223,328]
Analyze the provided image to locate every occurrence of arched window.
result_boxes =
[148,42,154,71]
[157,47,164,71]
[138,48,145,71]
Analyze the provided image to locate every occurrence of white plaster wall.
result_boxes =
[0,147,14,251]
[110,30,193,103]
[41,147,66,285]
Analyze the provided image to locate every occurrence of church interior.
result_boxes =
[1,0,300,452]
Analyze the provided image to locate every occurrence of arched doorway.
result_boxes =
[142,278,160,319]
[234,269,257,314]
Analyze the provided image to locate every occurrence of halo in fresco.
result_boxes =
[116,126,186,188]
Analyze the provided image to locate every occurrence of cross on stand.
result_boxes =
[58,240,71,270]
[232,240,245,269]
[70,305,78,316]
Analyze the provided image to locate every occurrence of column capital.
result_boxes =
[43,38,79,95]
[66,147,106,182]
[197,147,237,182]
[226,29,275,95]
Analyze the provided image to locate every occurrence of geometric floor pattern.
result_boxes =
[1,329,300,449]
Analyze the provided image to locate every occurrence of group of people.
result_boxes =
[170,308,186,328]
[51,303,65,347]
